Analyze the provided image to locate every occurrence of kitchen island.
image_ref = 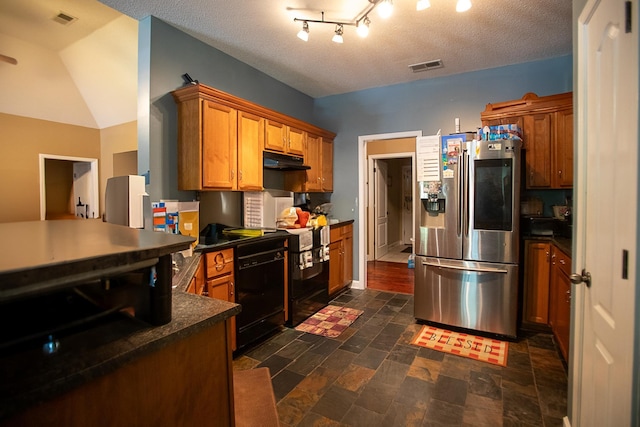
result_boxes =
[0,220,240,426]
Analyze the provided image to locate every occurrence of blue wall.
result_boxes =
[139,17,317,201]
[313,55,573,280]
[140,16,572,282]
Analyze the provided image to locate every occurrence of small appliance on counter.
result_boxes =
[243,190,294,229]
[104,175,150,229]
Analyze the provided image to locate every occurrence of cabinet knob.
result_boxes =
[558,170,562,175]
[230,282,234,296]
[559,259,566,265]
[239,170,243,181]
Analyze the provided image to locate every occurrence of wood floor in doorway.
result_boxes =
[366,260,414,295]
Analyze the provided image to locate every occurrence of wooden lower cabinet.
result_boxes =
[522,240,551,325]
[549,246,571,361]
[3,320,235,427]
[328,223,353,296]
[205,248,237,351]
[522,239,572,361]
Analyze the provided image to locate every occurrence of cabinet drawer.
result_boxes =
[206,248,234,279]
[553,246,571,277]
[330,224,352,242]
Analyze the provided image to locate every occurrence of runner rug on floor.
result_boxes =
[411,325,509,367]
[295,305,364,338]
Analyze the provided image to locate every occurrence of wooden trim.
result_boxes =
[481,92,573,120]
[172,83,336,140]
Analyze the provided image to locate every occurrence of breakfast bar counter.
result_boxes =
[0,220,240,426]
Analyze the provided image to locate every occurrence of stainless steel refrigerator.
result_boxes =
[414,134,521,337]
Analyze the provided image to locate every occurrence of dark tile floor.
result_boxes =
[233,288,568,427]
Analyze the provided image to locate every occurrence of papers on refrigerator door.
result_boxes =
[416,135,441,182]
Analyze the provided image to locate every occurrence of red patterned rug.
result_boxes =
[294,305,364,338]
[411,325,509,367]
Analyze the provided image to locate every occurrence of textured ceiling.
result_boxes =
[99,0,573,98]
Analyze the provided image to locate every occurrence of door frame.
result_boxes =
[358,130,421,289]
[39,154,100,221]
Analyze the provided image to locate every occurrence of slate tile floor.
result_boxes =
[233,289,568,427]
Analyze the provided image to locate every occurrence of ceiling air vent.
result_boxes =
[408,59,444,73]
[53,11,78,26]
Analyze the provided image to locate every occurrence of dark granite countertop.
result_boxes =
[0,222,241,422]
[329,219,354,227]
[524,235,573,257]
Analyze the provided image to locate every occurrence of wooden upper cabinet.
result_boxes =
[172,83,336,192]
[321,137,333,192]
[481,92,573,189]
[554,108,574,188]
[265,120,305,156]
[202,101,237,190]
[305,134,322,191]
[523,113,553,188]
[237,111,264,191]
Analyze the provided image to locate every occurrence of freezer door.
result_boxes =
[414,256,518,337]
[463,139,521,264]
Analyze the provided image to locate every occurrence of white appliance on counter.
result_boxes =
[243,190,293,229]
[104,175,150,229]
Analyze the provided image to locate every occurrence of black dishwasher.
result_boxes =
[234,236,287,351]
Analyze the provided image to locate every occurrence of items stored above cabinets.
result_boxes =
[172,83,336,192]
[481,92,573,189]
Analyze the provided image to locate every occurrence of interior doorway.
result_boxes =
[357,130,422,290]
[39,154,99,220]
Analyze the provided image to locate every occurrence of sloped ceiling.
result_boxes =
[0,0,137,129]
[0,0,572,129]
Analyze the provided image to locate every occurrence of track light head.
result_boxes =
[357,16,370,38]
[297,21,309,41]
[456,0,471,12]
[416,0,431,11]
[377,0,393,19]
[332,24,344,43]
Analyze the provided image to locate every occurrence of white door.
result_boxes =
[573,0,637,425]
[401,164,413,246]
[374,159,389,259]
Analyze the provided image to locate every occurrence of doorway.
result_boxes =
[357,130,422,290]
[39,154,99,220]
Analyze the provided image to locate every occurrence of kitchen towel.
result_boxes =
[295,305,363,338]
[411,325,509,367]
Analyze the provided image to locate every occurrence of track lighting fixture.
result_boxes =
[297,21,309,41]
[332,24,344,43]
[293,0,471,44]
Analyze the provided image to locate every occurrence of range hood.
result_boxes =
[263,151,310,171]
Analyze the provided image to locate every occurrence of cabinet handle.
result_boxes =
[566,289,571,303]
[231,169,235,180]
[239,170,243,181]
[559,259,566,265]
[558,170,562,175]
[230,281,234,297]
[546,251,550,261]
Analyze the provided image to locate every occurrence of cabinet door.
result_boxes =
[550,246,571,361]
[343,226,353,284]
[206,275,232,301]
[553,108,574,188]
[321,138,333,192]
[265,120,287,152]
[523,113,552,188]
[237,111,264,191]
[328,240,342,295]
[202,101,237,189]
[288,127,306,156]
[523,241,551,324]
[305,134,322,191]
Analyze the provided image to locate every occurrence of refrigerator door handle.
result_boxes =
[422,261,508,274]
[463,151,470,237]
[457,152,463,237]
